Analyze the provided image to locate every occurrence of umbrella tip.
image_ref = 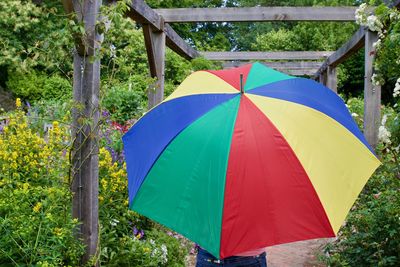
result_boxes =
[240,73,244,94]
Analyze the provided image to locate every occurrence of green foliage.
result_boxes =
[97,147,189,266]
[0,0,74,73]
[0,107,85,265]
[0,103,190,266]
[102,82,145,124]
[6,70,71,102]
[6,70,45,100]
[373,5,400,103]
[42,75,71,101]
[325,172,400,266]
[323,97,400,267]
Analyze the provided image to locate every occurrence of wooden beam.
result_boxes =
[222,61,320,76]
[164,24,199,60]
[126,0,199,60]
[315,27,365,77]
[318,70,327,85]
[223,60,323,69]
[364,30,381,149]
[326,66,338,93]
[156,7,360,22]
[327,27,365,68]
[69,0,101,264]
[203,51,333,61]
[284,69,320,76]
[126,0,164,30]
[315,1,397,78]
[143,24,166,108]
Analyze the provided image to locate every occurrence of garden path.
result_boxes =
[265,238,334,267]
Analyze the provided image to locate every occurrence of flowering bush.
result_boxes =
[0,100,190,266]
[0,100,84,265]
[323,96,400,266]
[355,3,400,96]
[98,141,189,266]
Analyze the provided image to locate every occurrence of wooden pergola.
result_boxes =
[62,0,400,264]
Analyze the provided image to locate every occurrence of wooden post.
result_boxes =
[364,30,381,149]
[71,0,101,264]
[319,70,327,86]
[326,66,338,93]
[143,24,166,109]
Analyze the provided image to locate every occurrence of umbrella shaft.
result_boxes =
[240,73,244,94]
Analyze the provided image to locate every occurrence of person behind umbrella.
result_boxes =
[196,246,267,266]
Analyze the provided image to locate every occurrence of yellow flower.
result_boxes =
[11,151,18,160]
[22,183,29,193]
[15,98,22,108]
[53,227,63,237]
[33,202,42,213]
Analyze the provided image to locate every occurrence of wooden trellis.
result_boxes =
[62,0,400,264]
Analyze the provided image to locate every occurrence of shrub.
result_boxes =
[323,97,400,267]
[98,147,189,266]
[6,70,71,102]
[0,102,84,265]
[0,100,190,266]
[102,82,144,124]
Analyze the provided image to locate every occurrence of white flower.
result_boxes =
[149,239,155,245]
[378,125,391,144]
[355,3,368,25]
[371,73,381,86]
[351,113,359,117]
[151,248,159,258]
[110,44,116,58]
[366,15,384,33]
[160,244,168,264]
[373,39,381,49]
[389,10,400,21]
[394,145,400,153]
[110,218,119,226]
[382,114,388,126]
[393,78,400,98]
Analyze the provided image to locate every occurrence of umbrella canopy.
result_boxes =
[122,62,380,259]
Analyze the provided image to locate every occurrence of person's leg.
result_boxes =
[222,252,267,267]
[195,248,221,267]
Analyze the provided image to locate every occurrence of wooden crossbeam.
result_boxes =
[315,27,365,77]
[156,7,360,22]
[126,0,199,60]
[202,51,333,61]
[223,61,322,76]
[224,61,323,69]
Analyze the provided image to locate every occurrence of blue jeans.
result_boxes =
[196,248,267,267]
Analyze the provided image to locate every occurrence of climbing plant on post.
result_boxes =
[63,0,101,264]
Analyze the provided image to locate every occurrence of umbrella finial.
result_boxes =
[240,73,244,94]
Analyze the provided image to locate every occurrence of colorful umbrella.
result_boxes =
[122,62,380,259]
